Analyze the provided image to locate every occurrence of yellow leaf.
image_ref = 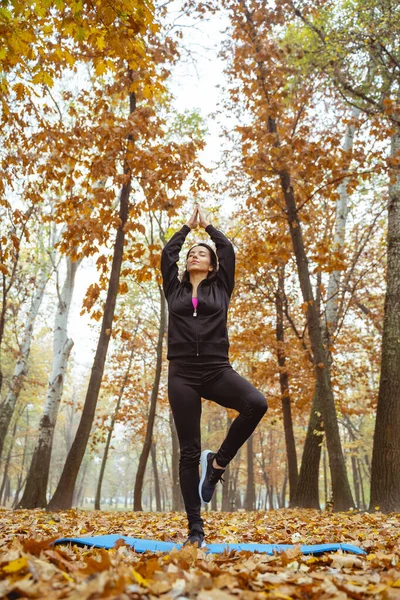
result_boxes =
[3,557,28,573]
[132,568,148,587]
[32,72,43,84]
[96,36,106,50]
[43,72,54,87]
[95,61,107,76]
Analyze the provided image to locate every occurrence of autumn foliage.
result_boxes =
[2,508,400,599]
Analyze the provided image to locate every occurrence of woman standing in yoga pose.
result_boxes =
[161,204,267,546]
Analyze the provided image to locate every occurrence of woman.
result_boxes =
[161,204,267,547]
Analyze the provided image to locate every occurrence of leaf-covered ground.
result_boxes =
[1,508,400,599]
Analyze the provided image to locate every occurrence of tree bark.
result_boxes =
[0,420,17,505]
[133,287,166,510]
[244,435,255,510]
[370,129,400,512]
[151,442,162,512]
[292,385,324,509]
[280,465,288,508]
[221,415,232,511]
[0,208,33,397]
[275,263,298,504]
[18,257,80,508]
[74,460,89,507]
[169,410,182,511]
[0,260,52,460]
[13,413,29,507]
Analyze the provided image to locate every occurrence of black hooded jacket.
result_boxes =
[161,224,235,361]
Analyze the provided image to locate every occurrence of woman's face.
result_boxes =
[186,245,213,275]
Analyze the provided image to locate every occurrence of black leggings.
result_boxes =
[168,359,268,530]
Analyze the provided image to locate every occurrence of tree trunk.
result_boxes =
[74,460,89,507]
[169,410,182,511]
[0,420,17,505]
[151,442,162,512]
[370,129,400,512]
[244,435,255,510]
[292,110,360,509]
[324,106,360,342]
[292,385,324,509]
[133,287,166,510]
[221,416,232,511]
[280,465,288,508]
[242,3,354,511]
[48,184,132,510]
[0,261,52,460]
[94,332,138,510]
[358,459,366,511]
[18,257,80,508]
[275,263,298,504]
[0,208,33,398]
[13,418,29,507]
[279,154,355,509]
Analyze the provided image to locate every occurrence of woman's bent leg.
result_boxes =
[168,362,203,530]
[203,367,267,468]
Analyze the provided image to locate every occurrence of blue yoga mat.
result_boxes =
[54,534,366,555]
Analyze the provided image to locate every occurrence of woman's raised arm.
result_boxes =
[198,206,235,297]
[160,206,198,299]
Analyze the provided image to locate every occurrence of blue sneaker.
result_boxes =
[199,449,225,504]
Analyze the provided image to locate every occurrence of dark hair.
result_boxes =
[182,243,218,282]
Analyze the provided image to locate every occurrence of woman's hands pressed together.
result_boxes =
[185,204,210,230]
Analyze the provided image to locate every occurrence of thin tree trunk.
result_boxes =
[275,263,298,504]
[221,416,232,511]
[151,442,162,512]
[133,287,166,510]
[13,424,28,508]
[18,257,80,508]
[0,420,17,505]
[169,409,182,511]
[94,329,138,510]
[351,451,360,509]
[280,465,288,508]
[323,443,329,508]
[0,208,33,397]
[75,461,89,507]
[370,128,400,512]
[244,435,255,510]
[358,458,366,511]
[0,260,52,460]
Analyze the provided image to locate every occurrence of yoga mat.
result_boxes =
[54,534,366,555]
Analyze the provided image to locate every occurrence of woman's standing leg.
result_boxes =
[168,362,203,530]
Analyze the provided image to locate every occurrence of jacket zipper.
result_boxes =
[195,318,199,356]
[193,298,199,355]
[193,284,201,356]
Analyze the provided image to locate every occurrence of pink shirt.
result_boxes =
[192,298,198,310]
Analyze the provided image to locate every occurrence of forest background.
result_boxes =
[1,0,400,519]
